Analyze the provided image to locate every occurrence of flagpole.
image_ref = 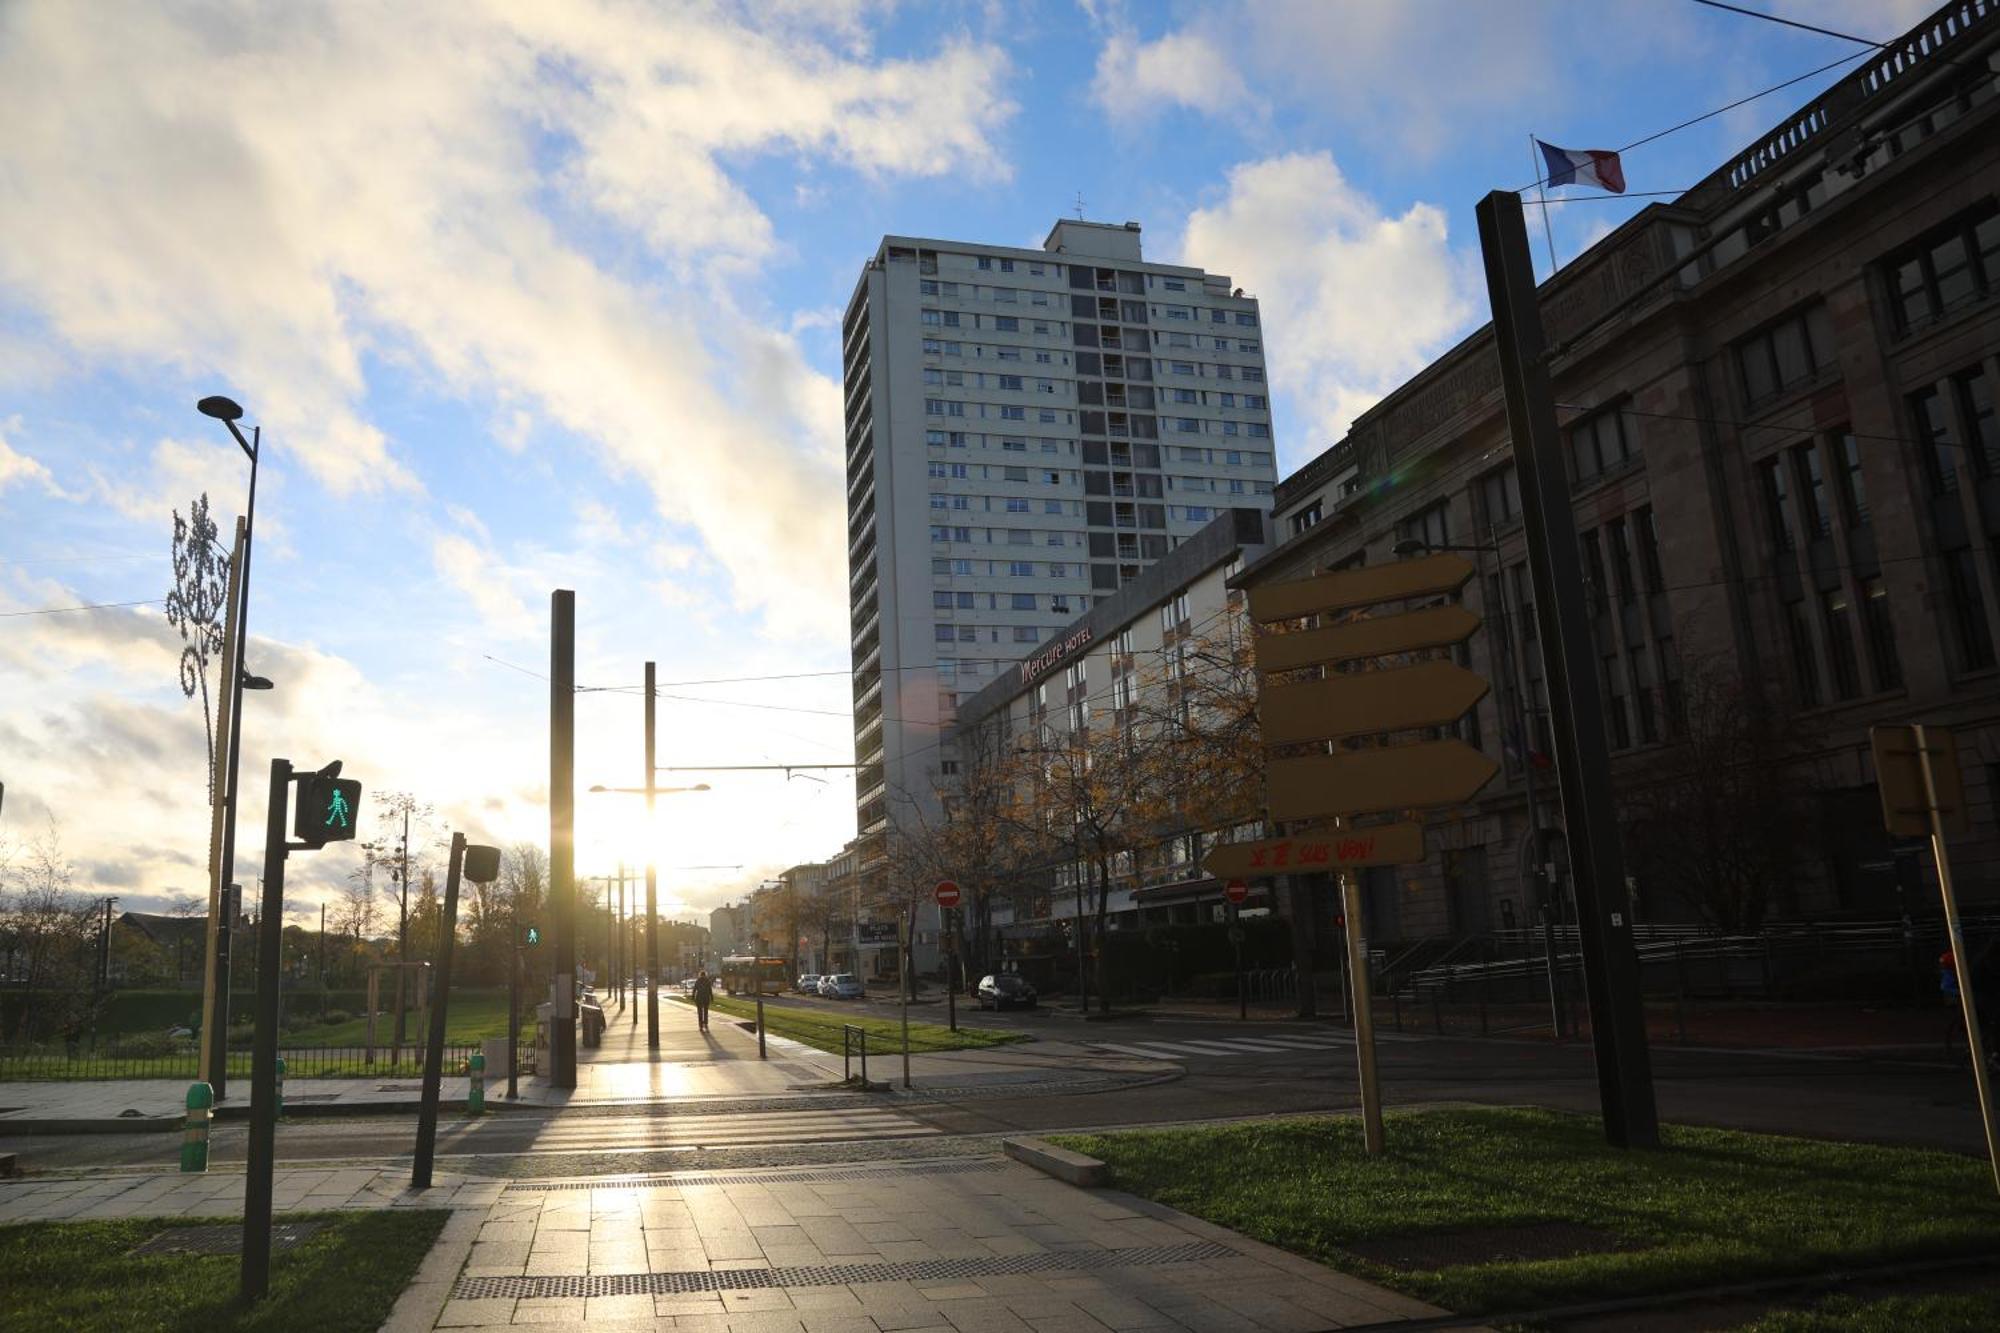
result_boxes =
[1529,135,1560,276]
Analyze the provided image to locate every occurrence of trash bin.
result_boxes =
[581,1002,605,1048]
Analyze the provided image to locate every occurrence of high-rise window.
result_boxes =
[1785,599,1820,706]
[1735,303,1835,403]
[1835,433,1870,528]
[1946,548,1997,672]
[1757,457,1796,550]
[1820,588,1860,700]
[1793,442,1831,539]
[1911,386,1958,495]
[1958,367,1999,477]
[1860,577,1902,691]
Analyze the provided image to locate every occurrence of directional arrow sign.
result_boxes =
[1265,740,1499,822]
[1261,660,1491,747]
[1255,604,1482,674]
[1205,824,1426,879]
[1248,553,1474,625]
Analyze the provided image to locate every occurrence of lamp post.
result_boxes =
[1394,535,1565,1037]
[195,395,270,1099]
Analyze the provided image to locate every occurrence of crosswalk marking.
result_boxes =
[1088,1035,1355,1062]
[436,1108,937,1158]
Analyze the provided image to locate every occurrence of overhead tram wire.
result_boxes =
[1688,0,1886,51]
[0,597,166,618]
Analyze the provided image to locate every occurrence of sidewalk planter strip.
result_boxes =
[1051,1107,2000,1316]
[0,1208,449,1333]
[679,995,1028,1054]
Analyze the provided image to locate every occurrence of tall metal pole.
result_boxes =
[1477,189,1657,1148]
[1914,725,2000,1195]
[201,518,247,1098]
[645,660,660,1051]
[214,428,260,1096]
[413,834,466,1189]
[550,591,578,1089]
[241,757,289,1301]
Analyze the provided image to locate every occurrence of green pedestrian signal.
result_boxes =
[294,773,362,848]
[520,924,541,948]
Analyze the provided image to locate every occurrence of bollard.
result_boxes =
[181,1082,213,1173]
[469,1052,486,1115]
[275,1055,286,1119]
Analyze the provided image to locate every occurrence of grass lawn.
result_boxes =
[278,990,514,1046]
[1050,1107,2000,1316]
[1742,1290,2000,1331]
[0,1209,448,1333]
[679,995,1029,1055]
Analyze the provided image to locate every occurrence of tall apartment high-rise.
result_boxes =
[841,218,1280,919]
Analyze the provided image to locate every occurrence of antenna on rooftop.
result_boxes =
[1073,192,1086,220]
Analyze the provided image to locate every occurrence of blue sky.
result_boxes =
[0,0,1928,924]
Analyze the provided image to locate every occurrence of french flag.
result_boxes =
[1537,139,1626,194]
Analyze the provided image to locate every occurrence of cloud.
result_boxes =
[1177,152,1481,454]
[0,416,57,496]
[0,1,1015,634]
[1091,28,1255,124]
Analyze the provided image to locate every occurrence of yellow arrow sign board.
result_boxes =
[1870,724,1969,837]
[1266,740,1500,821]
[1260,660,1490,747]
[1248,553,1475,625]
[1255,604,1482,674]
[1204,824,1426,879]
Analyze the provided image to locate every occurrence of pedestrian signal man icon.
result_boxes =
[325,787,352,830]
[295,774,363,848]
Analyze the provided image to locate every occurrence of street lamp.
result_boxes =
[197,394,265,1098]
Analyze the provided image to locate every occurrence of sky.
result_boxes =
[0,0,1937,930]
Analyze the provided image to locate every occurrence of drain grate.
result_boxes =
[130,1220,325,1257]
[502,1159,1009,1193]
[455,1241,1240,1299]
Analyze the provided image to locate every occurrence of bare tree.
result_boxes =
[166,493,231,801]
[0,818,94,1043]
[1620,653,1822,932]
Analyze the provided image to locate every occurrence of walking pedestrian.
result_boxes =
[693,969,713,1032]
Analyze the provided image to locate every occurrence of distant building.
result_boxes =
[707,901,751,959]
[842,217,1282,968]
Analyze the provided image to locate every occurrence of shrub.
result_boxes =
[106,1031,187,1059]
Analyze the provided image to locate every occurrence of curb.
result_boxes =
[0,1116,182,1136]
[1002,1136,1108,1187]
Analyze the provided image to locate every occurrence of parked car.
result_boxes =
[976,974,1038,1011]
[797,973,822,994]
[819,973,865,1000]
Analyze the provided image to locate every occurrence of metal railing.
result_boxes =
[0,1041,484,1082]
[841,1024,870,1085]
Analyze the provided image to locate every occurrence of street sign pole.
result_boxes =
[1911,725,2000,1196]
[1478,188,1657,1148]
[1338,868,1383,1153]
[1230,902,1245,1022]
[644,660,660,1052]
[508,932,521,1100]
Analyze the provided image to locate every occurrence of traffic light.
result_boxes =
[519,923,542,948]
[295,768,362,848]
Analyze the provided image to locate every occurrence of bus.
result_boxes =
[719,956,789,996]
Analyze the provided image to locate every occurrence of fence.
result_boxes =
[0,1041,484,1082]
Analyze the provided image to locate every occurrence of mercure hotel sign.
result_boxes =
[1019,626,1093,687]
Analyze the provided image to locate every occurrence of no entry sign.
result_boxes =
[1224,879,1249,905]
[934,880,962,909]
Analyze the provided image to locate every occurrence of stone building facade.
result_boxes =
[1242,0,2000,944]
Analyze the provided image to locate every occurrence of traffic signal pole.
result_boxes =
[1476,189,1657,1148]
[241,758,290,1301]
